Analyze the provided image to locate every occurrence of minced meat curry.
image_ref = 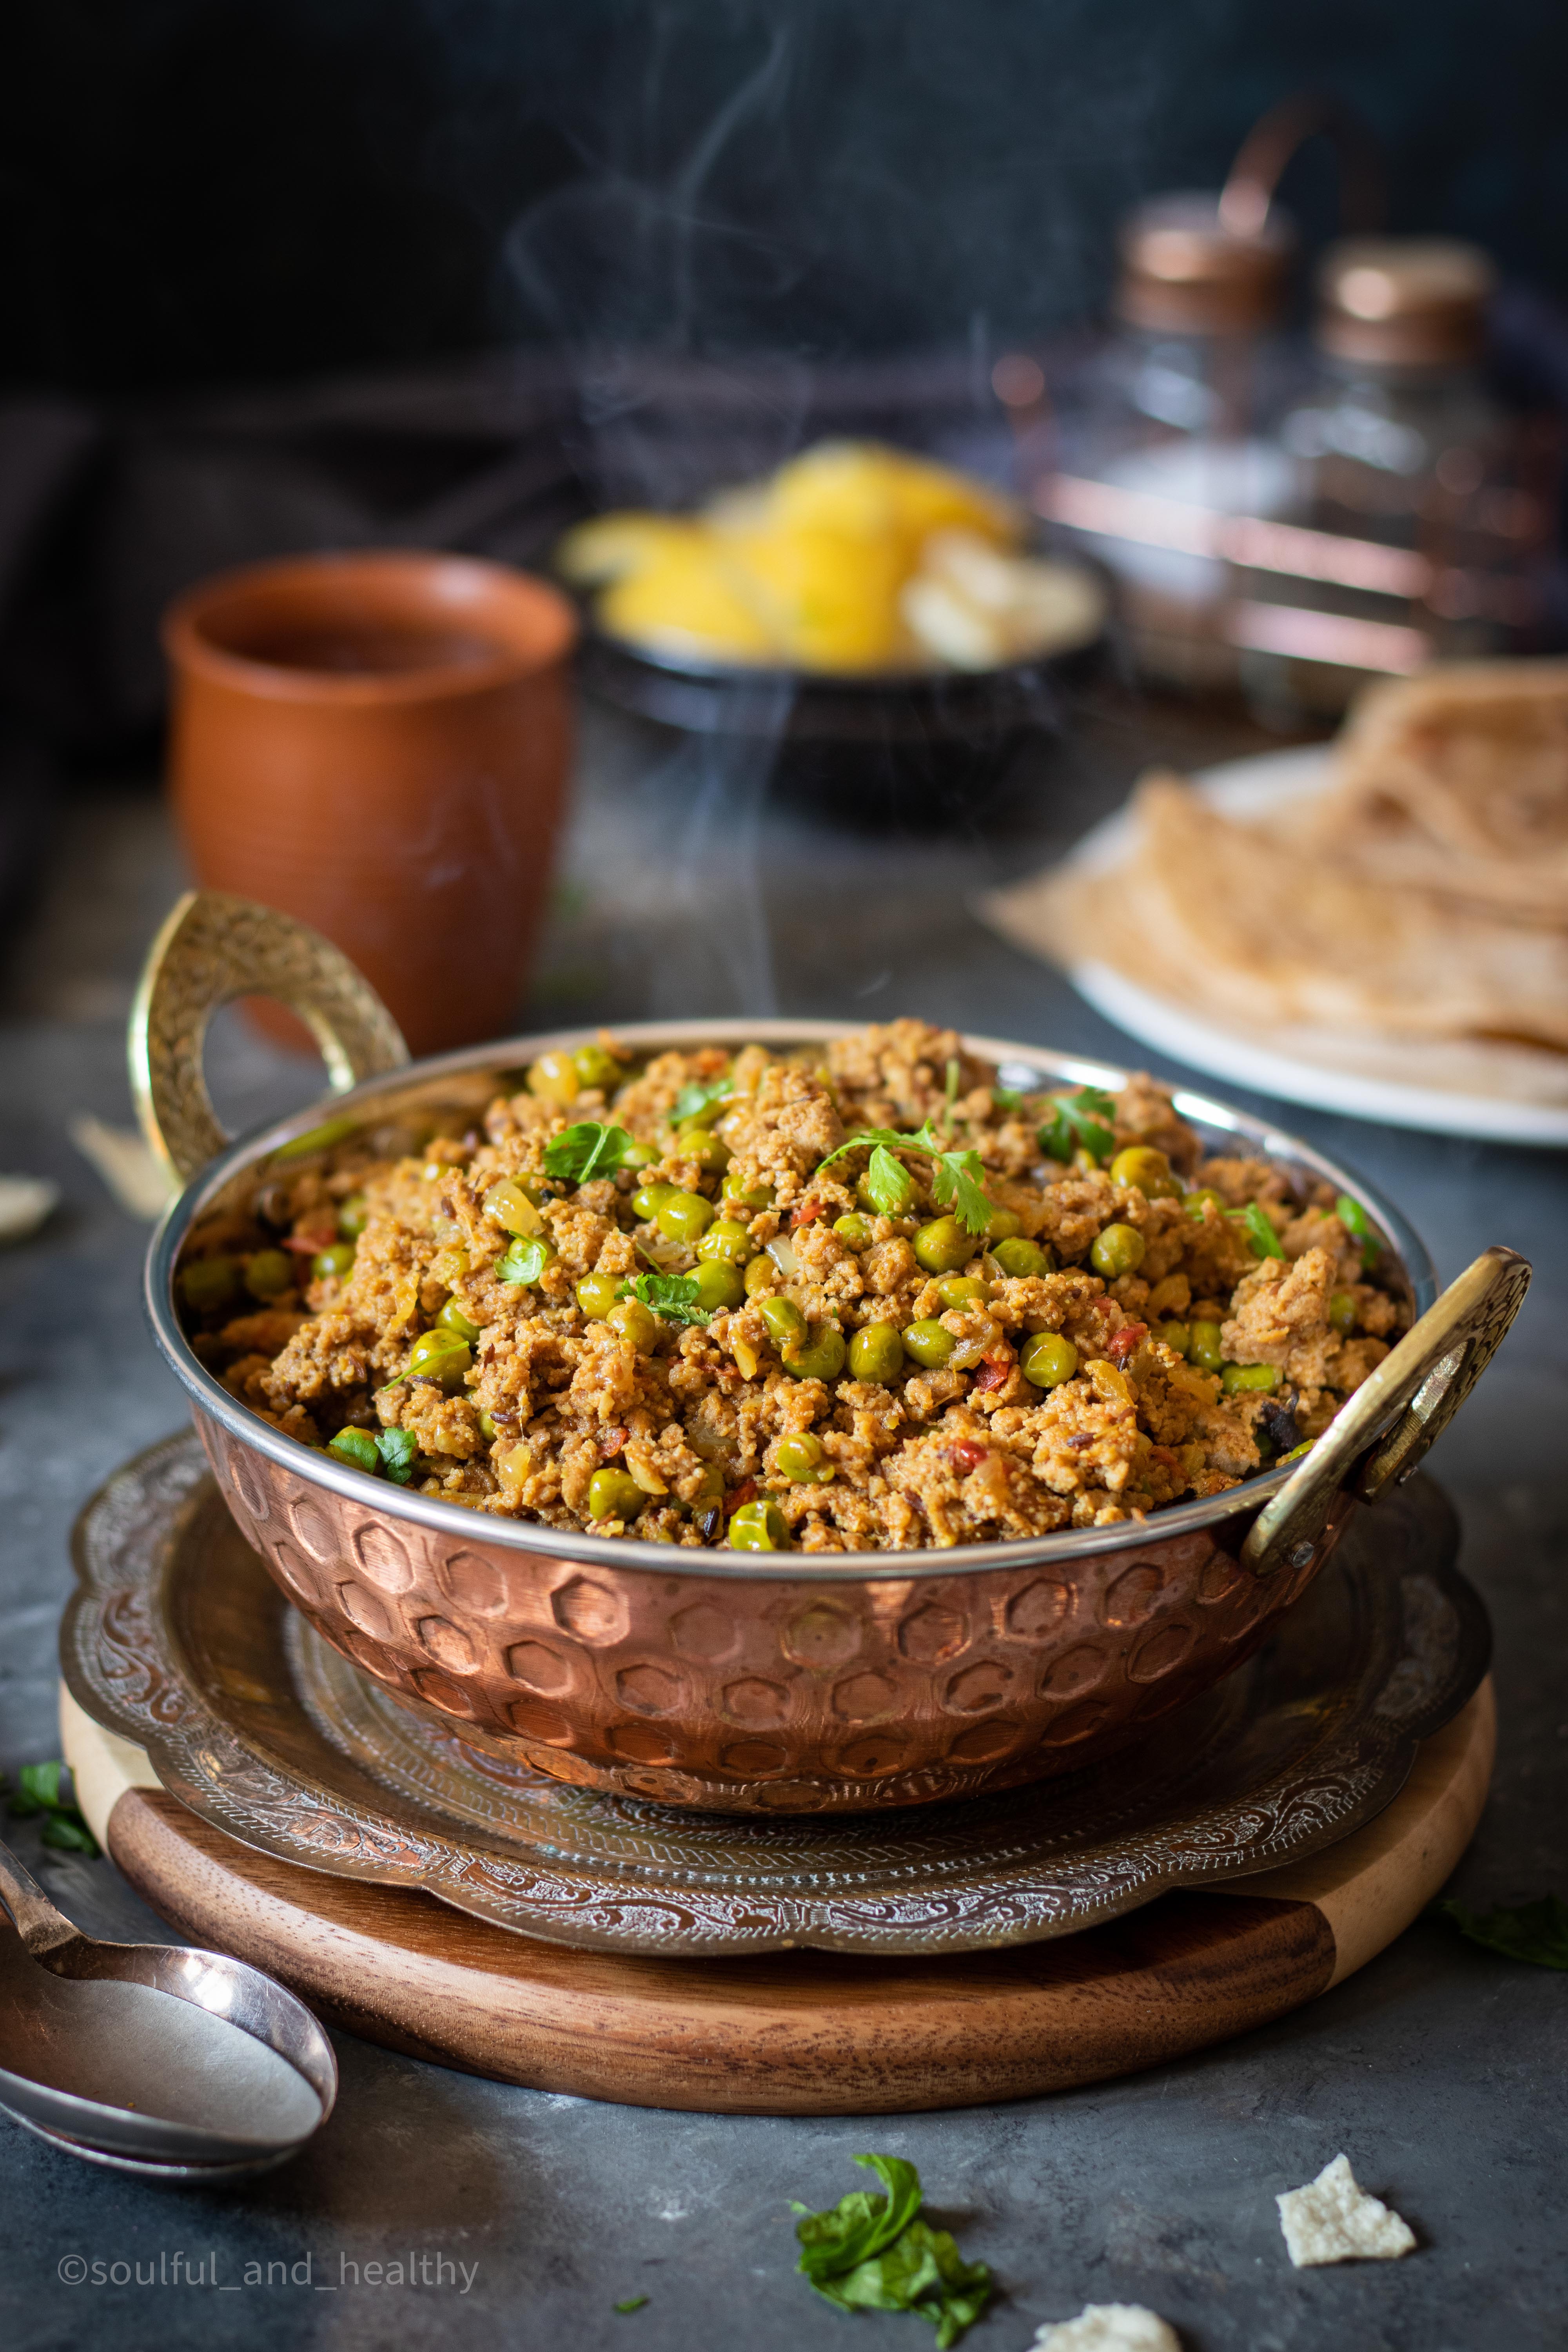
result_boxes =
[176,1021,1406,1553]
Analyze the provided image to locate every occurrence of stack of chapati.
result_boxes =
[985,662,1568,1106]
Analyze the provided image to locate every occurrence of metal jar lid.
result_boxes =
[1316,237,1494,367]
[1114,192,1295,335]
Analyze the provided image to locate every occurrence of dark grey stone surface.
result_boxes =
[0,693,1563,2352]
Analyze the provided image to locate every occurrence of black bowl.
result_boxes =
[576,617,1109,826]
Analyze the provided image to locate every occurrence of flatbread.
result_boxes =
[1289,661,1568,920]
[993,773,1568,1052]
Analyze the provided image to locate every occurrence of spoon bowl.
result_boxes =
[0,1836,335,2177]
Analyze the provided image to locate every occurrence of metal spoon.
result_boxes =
[0,1834,336,2178]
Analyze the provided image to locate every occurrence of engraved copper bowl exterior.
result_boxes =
[135,893,1530,1815]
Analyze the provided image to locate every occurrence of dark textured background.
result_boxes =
[4,0,1568,394]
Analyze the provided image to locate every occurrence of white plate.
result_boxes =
[1040,744,1568,1148]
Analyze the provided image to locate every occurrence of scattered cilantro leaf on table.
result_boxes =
[613,2295,649,2314]
[544,1122,639,1184]
[1036,1086,1116,1165]
[1231,1200,1285,1259]
[818,1126,996,1236]
[1440,1893,1568,1969]
[7,1760,99,1857]
[793,2153,992,2347]
[632,1271,711,1327]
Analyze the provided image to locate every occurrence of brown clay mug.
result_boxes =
[163,551,577,1057]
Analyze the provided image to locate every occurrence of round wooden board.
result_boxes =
[60,1678,1494,2117]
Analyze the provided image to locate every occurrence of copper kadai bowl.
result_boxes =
[134,893,1530,1815]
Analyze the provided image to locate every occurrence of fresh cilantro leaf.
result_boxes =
[819,1124,931,1169]
[377,1427,418,1486]
[929,1148,994,1236]
[41,1811,99,1857]
[1440,1893,1568,1969]
[7,1762,99,1856]
[673,1076,732,1125]
[1232,1200,1285,1259]
[795,2155,991,2347]
[862,1143,915,1217]
[1335,1191,1381,1270]
[613,2296,649,2314]
[544,1122,639,1184]
[795,2153,923,2284]
[819,1125,995,1236]
[17,1760,63,1811]
[991,1087,1025,1114]
[1037,1086,1116,1165]
[632,1271,711,1327]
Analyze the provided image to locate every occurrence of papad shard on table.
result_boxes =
[1276,2153,1416,2267]
[1033,2307,1180,2352]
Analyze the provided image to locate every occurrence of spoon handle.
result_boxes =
[0,1836,77,1955]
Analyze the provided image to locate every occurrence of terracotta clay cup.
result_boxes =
[163,551,577,1057]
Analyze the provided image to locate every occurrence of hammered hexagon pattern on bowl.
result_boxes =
[197,1404,1330,1813]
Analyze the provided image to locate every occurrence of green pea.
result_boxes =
[497,1234,557,1286]
[913,1216,972,1274]
[936,1274,987,1310]
[697,1218,753,1266]
[1221,1361,1280,1396]
[902,1318,955,1369]
[608,1298,660,1352]
[991,1236,1053,1279]
[742,1253,776,1298]
[1185,1188,1227,1219]
[775,1432,828,1483]
[1328,1290,1357,1335]
[1021,1332,1078,1388]
[692,1259,744,1312]
[436,1296,482,1343]
[1153,1319,1191,1358]
[673,1127,731,1174]
[619,1140,659,1172]
[728,1498,790,1552]
[328,1427,380,1474]
[243,1248,294,1300]
[781,1322,846,1383]
[983,1203,1022,1243]
[527,1052,580,1105]
[576,1271,625,1320]
[832,1214,872,1250]
[180,1256,239,1315]
[1090,1222,1146,1279]
[1188,1319,1225,1372]
[478,1410,498,1441]
[723,1170,774,1209]
[406,1328,471,1391]
[848,1322,904,1383]
[632,1181,677,1220]
[655,1191,715,1243]
[1110,1145,1181,1200]
[759,1296,807,1348]
[587,1467,645,1522]
[337,1193,370,1239]
[573,1042,624,1091]
[310,1240,356,1283]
